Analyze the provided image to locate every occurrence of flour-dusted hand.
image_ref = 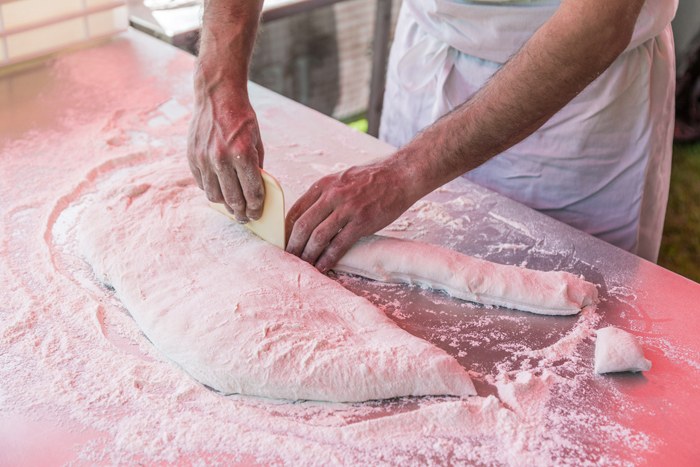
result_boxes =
[285,160,419,273]
[186,0,265,223]
[187,79,264,223]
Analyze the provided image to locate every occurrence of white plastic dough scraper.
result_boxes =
[210,169,286,249]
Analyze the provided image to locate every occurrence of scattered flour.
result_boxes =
[523,306,600,363]
[409,200,464,229]
[0,43,659,463]
[382,217,412,232]
[489,212,534,238]
[310,162,350,176]
[447,196,475,208]
[0,153,656,466]
[488,243,531,254]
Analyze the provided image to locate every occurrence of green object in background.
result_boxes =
[340,112,368,133]
[348,118,368,133]
[658,142,700,283]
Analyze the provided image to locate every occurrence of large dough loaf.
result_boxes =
[79,159,476,402]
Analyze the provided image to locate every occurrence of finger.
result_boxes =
[186,123,200,189]
[188,160,204,190]
[201,167,225,205]
[216,166,248,222]
[237,158,265,221]
[299,211,348,266]
[255,128,265,169]
[285,186,323,252]
[314,224,362,274]
[286,196,333,258]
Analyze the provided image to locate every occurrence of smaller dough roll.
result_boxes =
[333,235,598,316]
[595,327,652,374]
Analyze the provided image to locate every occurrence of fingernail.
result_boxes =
[238,219,249,225]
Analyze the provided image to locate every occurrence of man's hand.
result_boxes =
[285,160,418,273]
[187,0,264,223]
[188,78,265,222]
[286,0,646,271]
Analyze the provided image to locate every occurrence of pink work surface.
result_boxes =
[1,30,698,466]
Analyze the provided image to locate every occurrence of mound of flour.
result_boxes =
[0,151,653,466]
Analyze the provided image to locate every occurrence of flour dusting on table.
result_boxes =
[0,52,662,463]
[0,151,658,467]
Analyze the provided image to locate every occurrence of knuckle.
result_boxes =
[285,217,296,233]
[205,190,223,203]
[286,209,300,226]
[231,202,247,218]
[247,200,264,213]
[300,247,320,264]
[315,179,332,193]
[327,242,349,262]
[312,224,335,245]
[188,164,201,182]
[186,134,197,156]
[247,208,262,220]
[229,140,252,159]
[231,199,246,212]
[186,145,196,160]
[285,235,303,256]
[308,232,326,251]
[246,188,265,209]
[212,152,230,170]
[223,194,245,211]
[294,219,311,236]
[323,242,343,262]
[252,187,265,202]
[354,210,372,225]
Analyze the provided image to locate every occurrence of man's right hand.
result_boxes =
[187,0,265,223]
[187,75,265,223]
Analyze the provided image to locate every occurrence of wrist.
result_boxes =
[377,150,429,209]
[194,59,250,105]
[196,46,249,87]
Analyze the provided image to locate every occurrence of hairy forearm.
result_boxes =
[197,0,264,93]
[187,0,267,223]
[391,0,646,200]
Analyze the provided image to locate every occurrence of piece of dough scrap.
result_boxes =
[334,236,598,315]
[78,159,476,402]
[594,327,651,374]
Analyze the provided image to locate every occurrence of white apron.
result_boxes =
[379,0,678,263]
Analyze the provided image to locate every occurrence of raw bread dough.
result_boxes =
[78,160,476,402]
[334,236,598,315]
[594,327,652,374]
